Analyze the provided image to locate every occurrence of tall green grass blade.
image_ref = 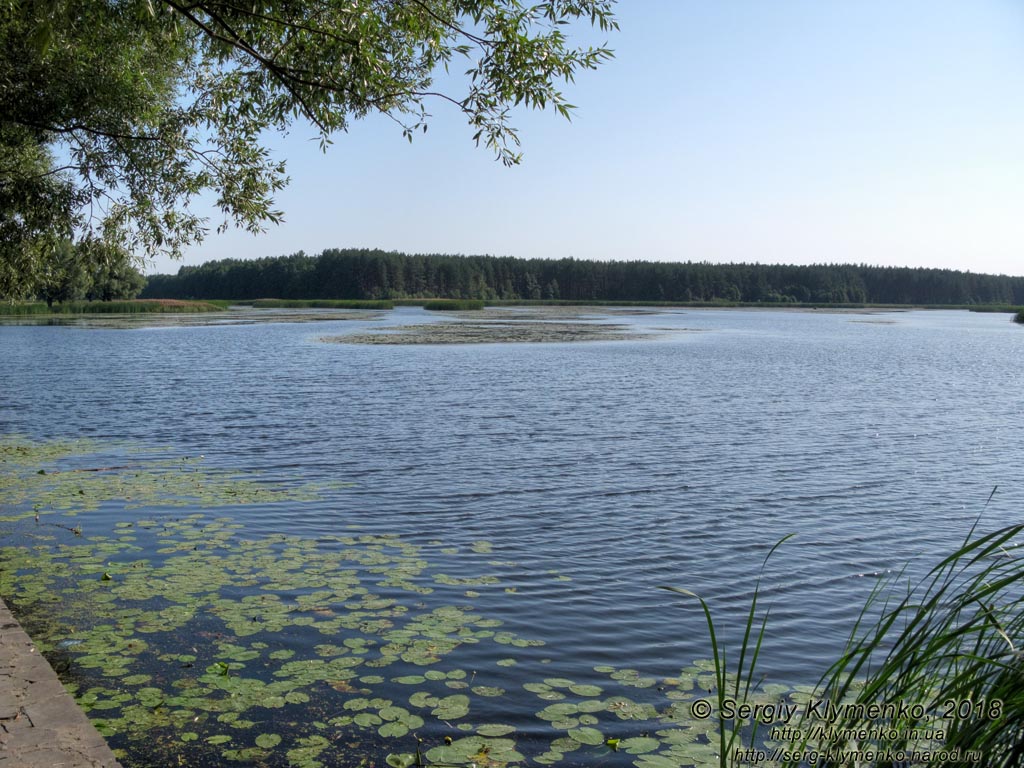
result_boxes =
[783,521,1024,767]
[662,535,794,767]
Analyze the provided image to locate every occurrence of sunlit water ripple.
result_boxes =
[2,306,1022,758]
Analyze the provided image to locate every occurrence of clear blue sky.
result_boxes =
[151,0,1024,277]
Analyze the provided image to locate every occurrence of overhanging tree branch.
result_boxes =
[1,0,618,298]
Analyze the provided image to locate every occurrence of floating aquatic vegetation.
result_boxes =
[0,436,337,524]
[0,436,799,767]
[322,319,649,345]
[0,306,385,329]
[2,517,556,765]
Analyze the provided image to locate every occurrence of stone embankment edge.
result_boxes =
[0,597,123,767]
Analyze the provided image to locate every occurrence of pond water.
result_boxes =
[0,307,1021,767]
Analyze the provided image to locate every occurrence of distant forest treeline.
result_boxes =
[142,249,1024,305]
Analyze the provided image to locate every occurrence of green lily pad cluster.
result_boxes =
[0,436,802,768]
[426,735,523,766]
[521,666,730,767]
[0,436,337,524]
[0,514,556,767]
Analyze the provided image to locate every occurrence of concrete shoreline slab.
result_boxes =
[0,597,122,767]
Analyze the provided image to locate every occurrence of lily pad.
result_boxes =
[476,724,516,737]
[409,691,439,709]
[378,721,408,738]
[431,694,470,720]
[620,736,661,754]
[392,675,426,685]
[568,727,604,746]
[543,678,575,688]
[426,736,521,766]
[471,685,504,697]
[537,702,579,720]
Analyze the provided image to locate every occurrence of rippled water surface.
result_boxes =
[2,306,1022,765]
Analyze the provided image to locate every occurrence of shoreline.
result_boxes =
[0,597,122,767]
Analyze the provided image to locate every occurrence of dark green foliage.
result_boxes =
[0,299,221,315]
[83,244,145,302]
[2,1,616,298]
[967,305,1023,313]
[36,240,91,308]
[421,299,485,311]
[1014,311,1024,324]
[141,248,1024,306]
[9,239,145,306]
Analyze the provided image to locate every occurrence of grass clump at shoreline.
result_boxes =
[1014,310,1024,324]
[667,517,1024,767]
[794,520,1024,766]
[662,536,793,767]
[0,299,223,315]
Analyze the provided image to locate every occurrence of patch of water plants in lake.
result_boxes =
[0,436,801,767]
[0,435,333,522]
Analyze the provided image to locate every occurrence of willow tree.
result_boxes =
[0,0,617,298]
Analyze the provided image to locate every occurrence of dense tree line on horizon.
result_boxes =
[141,249,1024,306]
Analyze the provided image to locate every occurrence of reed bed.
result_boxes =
[795,521,1024,767]
[0,299,222,315]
